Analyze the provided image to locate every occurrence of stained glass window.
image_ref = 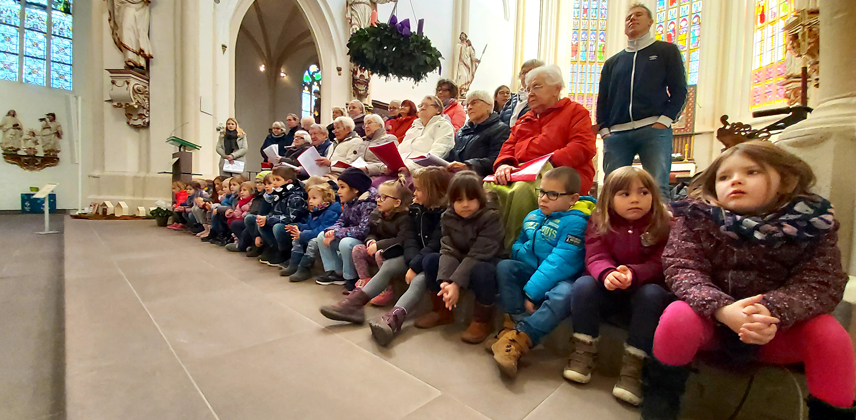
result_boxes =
[301,64,321,119]
[0,0,72,90]
[751,0,793,109]
[568,0,608,123]
[656,0,700,86]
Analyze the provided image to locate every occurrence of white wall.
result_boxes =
[466,0,517,95]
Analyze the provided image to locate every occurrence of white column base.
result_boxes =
[776,96,856,272]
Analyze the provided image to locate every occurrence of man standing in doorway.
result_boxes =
[597,3,687,199]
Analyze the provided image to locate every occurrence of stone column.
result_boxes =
[776,0,856,272]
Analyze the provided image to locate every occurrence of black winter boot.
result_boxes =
[808,396,856,420]
[640,356,690,420]
[280,251,303,277]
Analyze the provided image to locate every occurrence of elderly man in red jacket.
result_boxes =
[486,64,597,248]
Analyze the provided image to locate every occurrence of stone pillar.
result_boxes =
[776,0,856,272]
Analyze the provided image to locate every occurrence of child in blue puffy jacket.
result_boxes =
[490,166,596,378]
[279,181,342,280]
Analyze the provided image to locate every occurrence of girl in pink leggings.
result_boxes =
[645,141,855,420]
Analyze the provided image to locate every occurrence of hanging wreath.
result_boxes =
[347,16,443,83]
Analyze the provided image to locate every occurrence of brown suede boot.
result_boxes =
[461,302,494,344]
[485,313,516,353]
[492,330,531,378]
[414,293,454,329]
[319,288,371,324]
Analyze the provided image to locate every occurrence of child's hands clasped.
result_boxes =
[715,295,780,345]
[225,209,234,218]
[604,266,633,291]
[366,240,378,256]
[285,225,300,240]
[438,281,460,310]
[256,215,266,227]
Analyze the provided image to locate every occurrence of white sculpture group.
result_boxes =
[1,110,63,157]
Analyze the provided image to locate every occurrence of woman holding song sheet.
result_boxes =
[446,90,510,177]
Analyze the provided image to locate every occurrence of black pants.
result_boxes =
[174,211,188,225]
[211,212,229,234]
[422,253,497,306]
[571,275,672,353]
[230,219,251,251]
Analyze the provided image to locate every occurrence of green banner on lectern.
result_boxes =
[166,136,201,151]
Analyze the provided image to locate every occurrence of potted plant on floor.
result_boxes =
[150,204,173,227]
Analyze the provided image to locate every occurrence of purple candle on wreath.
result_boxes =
[417,19,424,35]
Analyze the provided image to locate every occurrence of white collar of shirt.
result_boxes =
[625,32,655,52]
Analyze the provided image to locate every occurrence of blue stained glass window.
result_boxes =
[0,51,17,81]
[24,7,46,32]
[0,2,19,27]
[0,24,18,53]
[23,55,44,85]
[50,60,69,89]
[50,35,69,63]
[51,10,70,37]
[24,29,43,58]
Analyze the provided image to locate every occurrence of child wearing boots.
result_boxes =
[168,181,188,229]
[205,175,245,245]
[417,171,505,344]
[646,141,855,420]
[256,166,308,267]
[279,181,342,281]
[491,167,596,378]
[226,172,271,253]
[316,167,377,291]
[317,167,451,347]
[564,166,672,407]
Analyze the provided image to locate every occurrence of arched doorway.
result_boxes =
[234,0,319,171]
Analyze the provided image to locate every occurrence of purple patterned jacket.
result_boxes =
[325,188,378,240]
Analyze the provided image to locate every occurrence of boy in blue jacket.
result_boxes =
[279,181,343,280]
[491,167,596,378]
[254,166,308,267]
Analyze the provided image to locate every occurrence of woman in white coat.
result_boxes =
[397,95,455,173]
[216,117,248,176]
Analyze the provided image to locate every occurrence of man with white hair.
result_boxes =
[308,123,333,157]
[499,59,545,127]
[597,3,687,199]
[300,116,315,131]
[486,64,596,247]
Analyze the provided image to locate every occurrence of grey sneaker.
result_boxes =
[563,333,599,384]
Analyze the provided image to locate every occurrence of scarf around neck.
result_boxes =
[224,129,238,155]
[673,195,835,247]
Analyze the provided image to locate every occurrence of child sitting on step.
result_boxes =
[563,166,672,407]
[417,171,505,344]
[279,181,342,281]
[168,180,188,229]
[226,172,271,253]
[256,166,308,267]
[491,167,596,378]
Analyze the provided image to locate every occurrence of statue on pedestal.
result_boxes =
[454,32,481,98]
[106,0,153,71]
[0,110,23,153]
[40,113,62,157]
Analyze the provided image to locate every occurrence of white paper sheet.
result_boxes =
[222,160,246,174]
[411,153,449,167]
[297,146,331,177]
[263,144,280,164]
[351,157,368,169]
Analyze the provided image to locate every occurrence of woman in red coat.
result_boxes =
[485,64,597,247]
[385,99,417,143]
[436,79,466,132]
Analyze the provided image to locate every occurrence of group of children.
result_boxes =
[168,141,855,420]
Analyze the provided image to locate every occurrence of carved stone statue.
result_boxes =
[39,113,62,157]
[0,110,23,153]
[454,32,481,97]
[22,129,39,156]
[346,0,395,102]
[106,0,153,70]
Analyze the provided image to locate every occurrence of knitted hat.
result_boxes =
[256,171,270,181]
[338,167,372,195]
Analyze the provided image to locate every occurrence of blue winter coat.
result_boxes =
[511,196,596,302]
[296,202,343,246]
[264,182,308,226]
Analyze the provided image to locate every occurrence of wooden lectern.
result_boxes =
[165,136,201,183]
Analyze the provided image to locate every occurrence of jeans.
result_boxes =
[244,214,260,237]
[316,231,362,280]
[210,212,228,234]
[230,219,250,251]
[496,259,574,346]
[603,125,673,200]
[655,302,855,408]
[571,275,672,353]
[272,224,296,252]
[422,253,498,305]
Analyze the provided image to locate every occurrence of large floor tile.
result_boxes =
[522,378,638,420]
[400,394,491,420]
[144,285,318,361]
[184,329,440,420]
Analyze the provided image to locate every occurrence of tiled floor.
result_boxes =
[0,214,65,420]
[63,218,809,420]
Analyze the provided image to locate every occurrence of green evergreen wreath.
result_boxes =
[347,22,443,83]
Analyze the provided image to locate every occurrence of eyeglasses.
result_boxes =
[537,189,571,201]
[376,194,400,202]
[388,106,399,111]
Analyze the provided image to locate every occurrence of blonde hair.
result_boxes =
[689,140,816,214]
[225,117,246,137]
[229,175,245,188]
[594,166,671,245]
[239,181,255,195]
[307,183,336,204]
[423,95,444,114]
[380,174,413,213]
[172,180,187,190]
[304,176,327,189]
[412,166,451,209]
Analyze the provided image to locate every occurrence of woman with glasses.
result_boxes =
[435,79,466,131]
[395,96,456,176]
[446,90,510,177]
[485,65,597,248]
